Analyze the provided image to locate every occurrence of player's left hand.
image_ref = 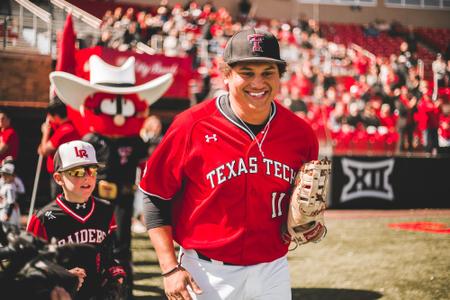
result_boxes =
[284,158,331,249]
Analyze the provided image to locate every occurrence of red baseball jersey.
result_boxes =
[140,97,318,265]
[0,127,19,162]
[46,120,81,173]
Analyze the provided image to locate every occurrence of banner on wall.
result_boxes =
[75,46,195,99]
[330,155,450,209]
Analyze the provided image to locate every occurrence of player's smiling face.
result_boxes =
[227,62,280,124]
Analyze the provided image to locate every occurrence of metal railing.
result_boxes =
[50,0,101,29]
[351,43,376,62]
[2,0,102,55]
[13,0,52,54]
[136,42,156,55]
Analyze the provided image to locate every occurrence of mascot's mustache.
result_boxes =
[82,95,146,127]
[92,95,126,115]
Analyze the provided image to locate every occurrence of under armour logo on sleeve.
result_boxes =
[247,34,265,53]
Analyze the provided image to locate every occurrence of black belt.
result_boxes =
[194,250,236,266]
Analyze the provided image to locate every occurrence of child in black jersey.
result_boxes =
[27,140,125,299]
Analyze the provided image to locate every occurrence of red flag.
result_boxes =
[56,13,76,73]
[54,13,87,136]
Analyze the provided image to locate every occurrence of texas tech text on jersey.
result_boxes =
[206,156,297,189]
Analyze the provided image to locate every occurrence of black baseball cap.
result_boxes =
[223,28,286,67]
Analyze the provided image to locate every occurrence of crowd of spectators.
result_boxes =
[1,0,449,231]
[95,0,450,155]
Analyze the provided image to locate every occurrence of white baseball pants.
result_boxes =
[179,248,292,300]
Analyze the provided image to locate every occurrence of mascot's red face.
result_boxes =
[83,92,148,137]
[50,55,173,138]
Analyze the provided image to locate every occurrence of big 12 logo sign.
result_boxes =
[340,158,394,203]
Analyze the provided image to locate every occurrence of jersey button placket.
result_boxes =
[241,142,260,264]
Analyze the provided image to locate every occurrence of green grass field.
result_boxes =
[131,209,450,300]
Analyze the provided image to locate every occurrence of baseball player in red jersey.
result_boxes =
[139,28,320,300]
[27,140,126,299]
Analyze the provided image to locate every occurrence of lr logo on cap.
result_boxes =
[74,147,88,158]
[248,34,264,53]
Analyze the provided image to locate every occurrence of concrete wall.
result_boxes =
[0,51,52,102]
[121,0,450,29]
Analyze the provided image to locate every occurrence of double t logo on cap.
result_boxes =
[247,34,265,53]
[223,28,286,67]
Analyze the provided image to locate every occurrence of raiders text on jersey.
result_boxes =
[57,228,107,246]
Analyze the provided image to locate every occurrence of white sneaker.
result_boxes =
[131,221,147,233]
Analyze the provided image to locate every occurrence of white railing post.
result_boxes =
[418,59,424,79]
[136,42,155,55]
[33,14,37,46]
[48,20,52,56]
[150,34,163,53]
[2,16,6,49]
[50,0,101,29]
[19,5,23,33]
[199,39,209,68]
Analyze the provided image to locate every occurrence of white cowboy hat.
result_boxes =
[49,55,173,111]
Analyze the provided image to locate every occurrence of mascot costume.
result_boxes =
[50,54,173,297]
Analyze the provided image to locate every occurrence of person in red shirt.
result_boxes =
[354,53,369,76]
[288,67,314,98]
[416,94,440,154]
[38,97,81,200]
[0,109,19,164]
[378,103,397,130]
[395,86,418,152]
[438,97,450,154]
[140,28,320,300]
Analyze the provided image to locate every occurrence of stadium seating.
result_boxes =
[415,27,450,54]
[3,0,448,157]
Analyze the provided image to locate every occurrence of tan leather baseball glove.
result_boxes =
[282,158,332,250]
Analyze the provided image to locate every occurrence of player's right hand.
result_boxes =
[163,268,202,300]
[68,267,87,291]
[41,120,51,134]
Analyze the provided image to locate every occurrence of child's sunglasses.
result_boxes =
[64,166,98,177]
